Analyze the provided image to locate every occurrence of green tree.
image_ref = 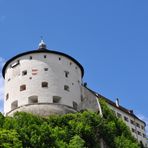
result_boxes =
[69,135,85,148]
[0,129,22,148]
[0,100,140,148]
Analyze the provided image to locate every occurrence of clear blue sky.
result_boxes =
[0,0,148,131]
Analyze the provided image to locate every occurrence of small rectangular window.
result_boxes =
[22,70,27,76]
[64,71,69,78]
[124,116,129,122]
[44,55,47,58]
[136,123,140,128]
[141,125,144,130]
[73,101,78,110]
[143,133,146,138]
[44,68,48,71]
[6,93,9,100]
[20,85,26,91]
[42,82,48,88]
[130,120,135,125]
[11,100,18,110]
[30,56,32,59]
[64,85,69,91]
[132,128,135,133]
[137,131,141,136]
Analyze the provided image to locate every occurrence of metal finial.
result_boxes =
[38,37,47,49]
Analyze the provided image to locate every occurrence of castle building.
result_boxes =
[2,41,147,147]
[3,41,84,116]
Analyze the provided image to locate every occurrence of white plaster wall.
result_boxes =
[109,105,147,147]
[4,52,82,115]
[80,86,147,147]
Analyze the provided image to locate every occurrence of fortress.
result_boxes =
[2,41,147,147]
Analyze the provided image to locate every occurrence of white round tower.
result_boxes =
[3,41,84,116]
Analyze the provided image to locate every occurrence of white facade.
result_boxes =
[108,104,147,147]
[78,86,147,147]
[2,42,147,147]
[3,46,83,116]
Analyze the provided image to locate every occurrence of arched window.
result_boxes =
[28,96,38,104]
[42,82,48,88]
[53,96,61,103]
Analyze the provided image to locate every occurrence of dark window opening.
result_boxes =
[11,100,18,110]
[42,82,48,88]
[136,123,140,128]
[59,57,61,60]
[53,96,61,103]
[73,101,78,110]
[138,131,141,136]
[124,116,129,122]
[22,70,27,76]
[117,113,122,118]
[44,55,47,58]
[141,125,144,130]
[130,120,135,125]
[64,71,69,78]
[132,128,135,133]
[143,133,146,138]
[30,56,32,59]
[6,93,9,100]
[44,68,48,71]
[81,95,84,102]
[20,85,26,91]
[64,85,69,91]
[28,96,38,104]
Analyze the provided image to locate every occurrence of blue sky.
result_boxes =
[0,0,148,132]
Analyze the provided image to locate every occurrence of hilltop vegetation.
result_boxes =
[0,100,141,148]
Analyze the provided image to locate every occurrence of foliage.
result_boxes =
[0,100,140,148]
[99,99,141,148]
[0,129,22,148]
